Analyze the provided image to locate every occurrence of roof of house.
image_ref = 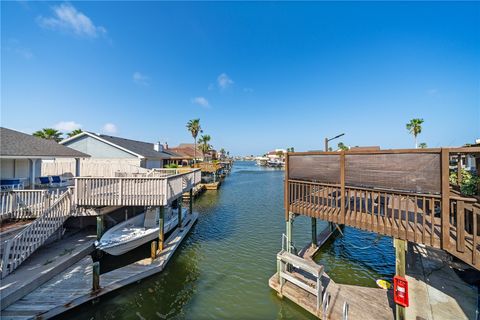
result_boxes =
[0,127,90,158]
[61,131,173,159]
[168,146,198,159]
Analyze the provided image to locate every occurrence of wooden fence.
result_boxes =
[285,147,480,269]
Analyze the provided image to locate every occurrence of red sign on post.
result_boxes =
[393,276,409,307]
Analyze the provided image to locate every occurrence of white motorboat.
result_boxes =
[96,206,188,256]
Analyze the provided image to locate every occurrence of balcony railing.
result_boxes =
[75,169,201,207]
[285,147,480,269]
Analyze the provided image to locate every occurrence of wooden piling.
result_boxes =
[96,215,104,241]
[394,238,406,320]
[92,261,100,292]
[151,241,157,261]
[178,201,182,229]
[311,217,317,248]
[287,212,293,253]
[158,206,165,251]
[189,189,193,214]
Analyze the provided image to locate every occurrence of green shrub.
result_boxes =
[451,169,479,196]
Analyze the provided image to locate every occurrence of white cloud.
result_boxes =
[102,123,117,134]
[217,73,233,90]
[191,97,210,108]
[54,121,82,132]
[133,72,149,86]
[37,3,107,38]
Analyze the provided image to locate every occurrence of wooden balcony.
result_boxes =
[74,169,201,207]
[285,147,480,269]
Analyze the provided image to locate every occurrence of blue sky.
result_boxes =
[2,1,479,155]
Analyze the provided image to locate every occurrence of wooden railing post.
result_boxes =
[340,152,346,224]
[441,148,451,251]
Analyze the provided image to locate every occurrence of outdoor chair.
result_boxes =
[50,175,68,187]
[36,176,51,188]
[0,179,24,191]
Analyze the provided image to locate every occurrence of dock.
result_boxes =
[2,212,198,319]
[269,226,394,320]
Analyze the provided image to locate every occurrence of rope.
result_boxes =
[334,223,384,250]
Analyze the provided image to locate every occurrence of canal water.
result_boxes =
[71,161,394,320]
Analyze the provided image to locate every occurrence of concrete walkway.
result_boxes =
[0,229,96,309]
[406,244,478,320]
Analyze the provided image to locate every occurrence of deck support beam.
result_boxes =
[286,212,293,253]
[311,217,317,248]
[158,206,165,251]
[394,238,406,320]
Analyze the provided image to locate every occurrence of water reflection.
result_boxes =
[68,161,393,320]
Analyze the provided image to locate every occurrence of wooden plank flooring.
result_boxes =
[2,212,198,320]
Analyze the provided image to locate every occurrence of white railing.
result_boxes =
[0,190,52,221]
[1,189,73,278]
[75,169,201,207]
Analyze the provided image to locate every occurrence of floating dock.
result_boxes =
[2,212,198,320]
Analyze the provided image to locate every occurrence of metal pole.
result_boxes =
[324,138,328,152]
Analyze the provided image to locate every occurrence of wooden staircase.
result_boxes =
[0,189,73,278]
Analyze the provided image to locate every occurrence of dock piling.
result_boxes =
[311,217,317,248]
[178,201,182,230]
[92,261,100,292]
[151,241,157,261]
[96,215,104,241]
[394,238,406,320]
[189,189,193,214]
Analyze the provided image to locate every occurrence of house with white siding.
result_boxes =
[0,127,90,189]
[46,132,178,177]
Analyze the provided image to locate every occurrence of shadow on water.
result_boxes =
[67,161,394,320]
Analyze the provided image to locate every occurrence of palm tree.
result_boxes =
[186,119,202,164]
[198,135,212,161]
[67,129,82,138]
[32,128,63,142]
[337,142,349,151]
[419,142,428,149]
[219,148,226,159]
[406,118,424,148]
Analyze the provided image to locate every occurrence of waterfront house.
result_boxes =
[42,132,177,176]
[0,127,90,189]
[169,143,216,162]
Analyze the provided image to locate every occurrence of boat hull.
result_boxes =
[96,208,188,256]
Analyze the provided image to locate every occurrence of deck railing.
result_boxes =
[0,190,54,221]
[1,189,73,278]
[75,169,201,207]
[285,147,480,269]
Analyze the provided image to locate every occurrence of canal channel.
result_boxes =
[70,161,394,319]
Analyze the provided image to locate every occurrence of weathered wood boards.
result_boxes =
[2,212,198,319]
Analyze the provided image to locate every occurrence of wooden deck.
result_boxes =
[2,212,198,320]
[285,148,480,270]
